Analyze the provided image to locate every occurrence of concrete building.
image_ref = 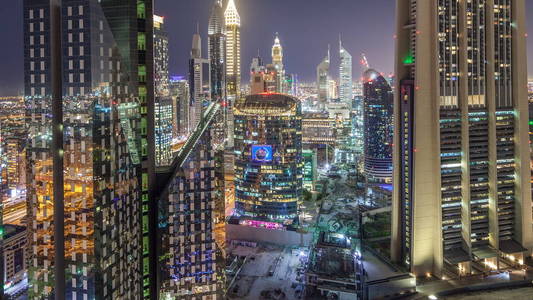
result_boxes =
[2,225,27,291]
[392,0,532,277]
[317,47,330,108]
[339,38,353,105]
[189,28,211,132]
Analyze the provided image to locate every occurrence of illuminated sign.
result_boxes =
[251,145,273,162]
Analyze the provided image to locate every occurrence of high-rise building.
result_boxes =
[23,0,154,298]
[363,69,393,182]
[157,103,221,299]
[234,94,303,226]
[208,0,226,100]
[317,47,330,107]
[392,0,532,277]
[154,15,169,97]
[249,55,278,95]
[339,38,353,105]
[154,15,173,166]
[271,33,285,93]
[224,0,241,98]
[170,76,190,139]
[189,28,211,132]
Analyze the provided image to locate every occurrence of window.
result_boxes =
[29,9,34,19]
[40,35,44,44]
[30,61,35,71]
[79,33,84,43]
[39,8,44,18]
[30,49,34,58]
[68,33,73,43]
[39,22,44,31]
[80,60,84,69]
[40,61,45,70]
[79,19,84,29]
[29,23,34,32]
[30,36,34,45]
[69,60,73,70]
[79,46,84,56]
[78,5,83,16]
[41,74,45,83]
[40,48,44,57]
[68,47,73,56]
[68,20,72,29]
[67,6,72,16]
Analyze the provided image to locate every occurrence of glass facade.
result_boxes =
[234,94,303,225]
[23,0,152,298]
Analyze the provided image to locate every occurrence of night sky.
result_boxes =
[1,0,533,96]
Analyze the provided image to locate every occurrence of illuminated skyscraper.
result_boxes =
[271,33,285,93]
[23,0,154,298]
[157,103,221,299]
[234,94,303,226]
[339,37,353,104]
[317,46,330,107]
[224,0,241,98]
[189,28,210,132]
[363,69,393,182]
[208,0,226,100]
[154,15,173,166]
[392,0,532,277]
[170,76,190,139]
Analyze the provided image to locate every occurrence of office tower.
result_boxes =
[339,38,353,105]
[250,54,263,73]
[302,149,317,191]
[328,80,338,100]
[317,47,330,107]
[352,95,364,155]
[154,15,172,166]
[157,103,220,299]
[272,33,285,93]
[286,73,298,96]
[154,15,169,97]
[363,69,393,182]
[189,28,211,132]
[224,0,241,98]
[23,0,154,299]
[234,94,303,226]
[208,0,226,100]
[392,0,532,277]
[170,76,190,138]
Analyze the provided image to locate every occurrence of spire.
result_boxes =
[196,22,200,35]
[225,0,241,26]
[327,44,330,63]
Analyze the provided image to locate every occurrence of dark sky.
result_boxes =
[1,0,533,95]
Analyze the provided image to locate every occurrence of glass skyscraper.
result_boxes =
[233,94,303,226]
[363,69,393,182]
[23,0,154,298]
[339,38,353,105]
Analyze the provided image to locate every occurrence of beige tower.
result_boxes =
[392,0,532,278]
[225,0,241,98]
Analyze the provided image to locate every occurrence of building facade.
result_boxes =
[363,69,393,182]
[208,0,226,100]
[233,94,303,226]
[189,30,211,133]
[224,0,241,98]
[317,47,330,107]
[23,0,154,298]
[339,38,353,105]
[392,0,532,277]
[154,15,173,166]
[157,103,221,299]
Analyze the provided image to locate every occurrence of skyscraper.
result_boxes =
[363,69,393,182]
[233,94,303,226]
[23,0,154,298]
[339,37,353,105]
[170,76,190,139]
[154,15,173,166]
[272,33,285,93]
[317,46,330,107]
[208,0,225,100]
[189,28,210,132]
[157,103,221,299]
[392,0,532,277]
[224,0,241,98]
